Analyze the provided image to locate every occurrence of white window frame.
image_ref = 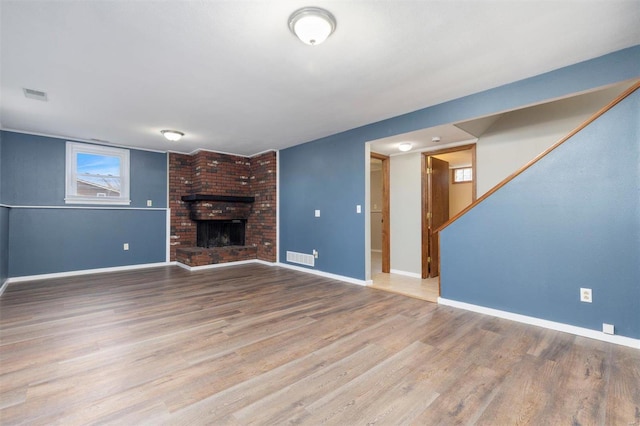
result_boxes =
[453,167,473,184]
[65,142,131,205]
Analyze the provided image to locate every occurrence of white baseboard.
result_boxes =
[3,259,364,291]
[390,269,422,279]
[438,297,640,349]
[5,262,173,284]
[277,262,368,286]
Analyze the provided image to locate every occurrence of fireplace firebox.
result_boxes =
[197,220,246,248]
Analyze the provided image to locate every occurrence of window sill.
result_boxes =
[64,198,131,206]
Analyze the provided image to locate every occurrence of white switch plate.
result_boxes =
[580,288,592,303]
[147,200,152,207]
[356,205,361,213]
[123,243,129,251]
[602,323,614,335]
[315,210,321,217]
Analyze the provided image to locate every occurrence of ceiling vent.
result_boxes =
[23,88,48,101]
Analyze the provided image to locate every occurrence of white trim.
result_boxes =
[167,147,279,159]
[4,205,167,211]
[390,269,422,279]
[166,153,171,263]
[176,259,275,272]
[438,297,640,349]
[371,249,382,253]
[364,143,371,282]
[3,258,364,299]
[0,204,11,208]
[0,279,9,297]
[65,141,131,205]
[250,149,278,158]
[277,262,368,286]
[6,262,172,284]
[166,208,171,263]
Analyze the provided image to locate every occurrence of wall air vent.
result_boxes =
[286,251,315,267]
[23,88,48,101]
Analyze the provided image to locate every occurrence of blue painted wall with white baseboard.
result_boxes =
[0,131,167,278]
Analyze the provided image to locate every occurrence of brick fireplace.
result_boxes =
[169,150,276,267]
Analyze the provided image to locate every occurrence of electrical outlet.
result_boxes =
[313,249,318,259]
[602,323,614,335]
[147,200,152,207]
[123,243,129,251]
[315,210,321,217]
[580,288,592,303]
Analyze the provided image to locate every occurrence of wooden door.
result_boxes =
[427,156,449,277]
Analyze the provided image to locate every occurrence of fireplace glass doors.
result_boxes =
[197,220,246,248]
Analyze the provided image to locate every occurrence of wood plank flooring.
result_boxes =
[1,264,638,425]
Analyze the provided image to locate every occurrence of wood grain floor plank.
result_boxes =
[303,341,437,424]
[1,264,638,425]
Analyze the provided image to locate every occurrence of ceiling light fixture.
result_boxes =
[432,136,441,143]
[398,142,413,152]
[289,7,336,46]
[161,130,184,142]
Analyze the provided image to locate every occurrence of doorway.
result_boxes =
[370,153,390,274]
[422,144,476,279]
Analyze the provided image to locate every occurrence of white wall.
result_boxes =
[476,85,623,195]
[390,152,422,276]
[370,169,383,251]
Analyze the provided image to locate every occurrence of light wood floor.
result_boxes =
[1,264,639,425]
[370,251,439,302]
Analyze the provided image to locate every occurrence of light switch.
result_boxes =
[356,205,361,213]
[315,210,321,217]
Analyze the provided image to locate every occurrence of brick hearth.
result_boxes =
[175,246,258,267]
[169,150,276,266]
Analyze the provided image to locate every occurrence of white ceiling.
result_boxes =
[369,122,478,156]
[1,1,639,156]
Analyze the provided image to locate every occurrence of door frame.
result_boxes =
[371,152,390,273]
[421,143,477,279]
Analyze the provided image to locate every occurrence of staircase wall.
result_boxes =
[440,88,640,339]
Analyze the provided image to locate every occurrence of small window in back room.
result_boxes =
[453,167,473,183]
[65,142,130,205]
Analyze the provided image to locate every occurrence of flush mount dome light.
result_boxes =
[161,130,184,141]
[398,142,413,152]
[289,7,336,45]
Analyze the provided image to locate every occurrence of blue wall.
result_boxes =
[278,45,640,280]
[280,135,366,278]
[440,89,640,339]
[1,131,168,277]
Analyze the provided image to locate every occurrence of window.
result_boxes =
[453,167,473,183]
[65,142,130,205]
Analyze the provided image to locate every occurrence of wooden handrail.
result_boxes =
[435,79,640,234]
